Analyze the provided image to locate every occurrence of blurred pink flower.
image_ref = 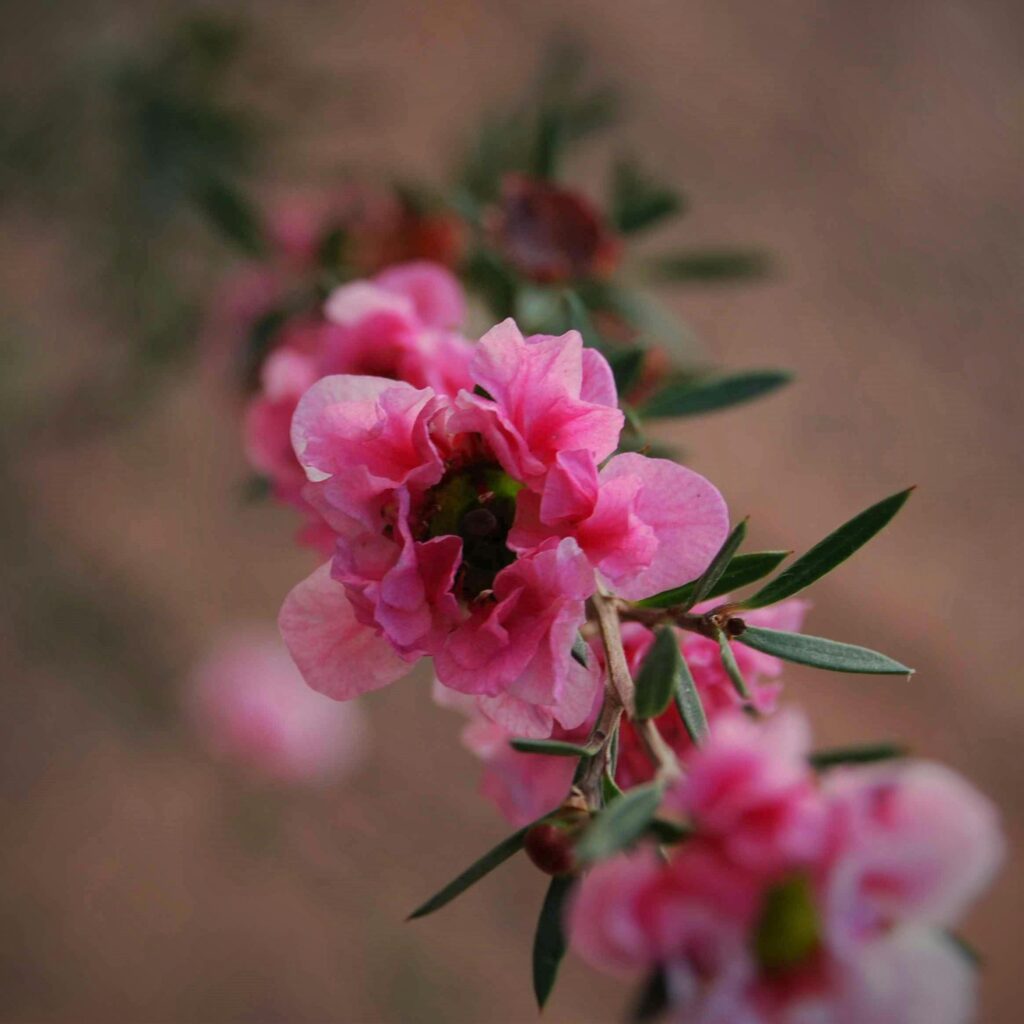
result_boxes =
[565,709,1002,1023]
[187,627,370,783]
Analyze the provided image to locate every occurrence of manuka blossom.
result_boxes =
[280,317,728,734]
[186,627,369,783]
[440,600,807,826]
[567,710,1003,1023]
[244,262,474,547]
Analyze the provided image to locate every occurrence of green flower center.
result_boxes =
[421,463,523,601]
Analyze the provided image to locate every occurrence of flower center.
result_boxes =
[419,461,523,602]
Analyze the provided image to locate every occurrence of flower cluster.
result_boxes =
[278,311,728,735]
[569,711,1003,1023]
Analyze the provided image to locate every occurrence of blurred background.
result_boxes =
[0,1,1020,1021]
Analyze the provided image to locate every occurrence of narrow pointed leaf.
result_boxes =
[687,519,748,610]
[646,818,692,844]
[630,968,669,1023]
[643,249,770,283]
[571,632,589,667]
[408,825,530,919]
[674,652,709,745]
[809,743,906,770]
[511,738,597,757]
[640,370,792,419]
[739,488,914,609]
[611,160,685,234]
[716,631,751,701]
[739,627,913,676]
[634,626,684,720]
[602,771,624,805]
[577,782,664,863]
[606,346,647,395]
[637,550,790,609]
[533,875,575,1008]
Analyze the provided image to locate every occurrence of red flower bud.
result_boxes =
[491,174,620,283]
[525,820,581,877]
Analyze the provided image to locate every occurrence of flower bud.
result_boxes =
[525,821,579,877]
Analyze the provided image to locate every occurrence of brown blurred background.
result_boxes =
[0,1,1021,1021]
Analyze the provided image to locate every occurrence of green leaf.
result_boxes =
[643,249,770,283]
[646,818,692,844]
[674,652,709,745]
[739,488,915,609]
[511,738,596,757]
[685,519,748,611]
[611,160,685,234]
[533,875,575,1008]
[638,550,790,609]
[945,931,982,968]
[577,782,664,863]
[809,743,906,770]
[640,370,792,419]
[634,626,684,720]
[739,627,913,676]
[238,474,271,503]
[408,825,530,919]
[716,631,751,701]
[564,289,599,346]
[571,632,589,668]
[606,346,647,396]
[630,968,669,1023]
[602,771,624,805]
[191,175,266,256]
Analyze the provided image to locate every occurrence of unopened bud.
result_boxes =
[524,822,579,877]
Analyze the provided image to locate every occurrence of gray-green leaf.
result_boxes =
[739,626,913,676]
[809,743,906,770]
[637,550,790,609]
[511,738,596,757]
[634,626,684,720]
[640,370,792,419]
[738,488,914,610]
[408,825,531,919]
[533,875,575,1008]
[674,652,709,745]
[577,782,664,863]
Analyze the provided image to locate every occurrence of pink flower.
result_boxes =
[564,708,999,1023]
[279,318,732,734]
[666,710,826,877]
[187,627,369,782]
[510,450,729,600]
[822,761,1004,943]
[241,263,473,547]
[450,319,624,489]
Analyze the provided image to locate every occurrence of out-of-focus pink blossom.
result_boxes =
[665,710,826,877]
[187,627,369,783]
[822,760,1005,944]
[566,709,1002,1024]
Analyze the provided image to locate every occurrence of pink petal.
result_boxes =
[279,562,409,700]
[375,261,466,329]
[600,454,729,601]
